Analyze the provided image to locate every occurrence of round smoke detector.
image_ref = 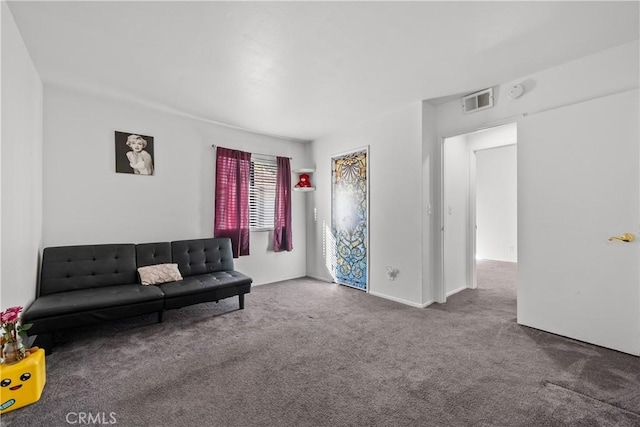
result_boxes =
[508,84,524,100]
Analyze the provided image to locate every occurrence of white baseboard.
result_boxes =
[446,285,468,297]
[305,274,334,283]
[285,276,436,308]
[369,290,434,308]
[253,275,308,286]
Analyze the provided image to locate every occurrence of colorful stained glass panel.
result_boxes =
[331,149,368,290]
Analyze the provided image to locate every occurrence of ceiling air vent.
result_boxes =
[462,88,494,114]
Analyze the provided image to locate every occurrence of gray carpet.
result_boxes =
[2,260,639,426]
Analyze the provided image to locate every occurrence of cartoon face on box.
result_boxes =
[0,349,46,414]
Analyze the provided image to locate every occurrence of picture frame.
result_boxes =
[115,131,155,175]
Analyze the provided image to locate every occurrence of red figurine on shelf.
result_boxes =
[295,173,311,188]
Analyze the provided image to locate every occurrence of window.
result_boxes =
[249,155,277,231]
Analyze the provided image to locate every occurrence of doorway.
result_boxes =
[442,122,517,299]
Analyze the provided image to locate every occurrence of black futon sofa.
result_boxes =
[23,237,252,353]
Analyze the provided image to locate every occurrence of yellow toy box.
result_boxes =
[0,349,46,414]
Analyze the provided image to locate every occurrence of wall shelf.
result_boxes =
[293,168,315,191]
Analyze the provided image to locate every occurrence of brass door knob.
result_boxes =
[608,233,635,242]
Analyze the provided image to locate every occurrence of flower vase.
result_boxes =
[2,337,25,365]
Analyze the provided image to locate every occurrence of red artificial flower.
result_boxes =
[1,306,23,323]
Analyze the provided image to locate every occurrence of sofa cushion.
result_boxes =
[171,238,235,277]
[158,271,252,298]
[138,263,183,285]
[40,244,137,296]
[23,284,164,320]
[136,242,172,268]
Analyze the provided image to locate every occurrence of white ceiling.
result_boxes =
[7,1,639,142]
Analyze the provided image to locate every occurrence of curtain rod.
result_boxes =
[211,144,291,159]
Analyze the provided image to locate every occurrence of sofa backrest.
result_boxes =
[136,242,172,267]
[171,238,235,277]
[40,244,137,296]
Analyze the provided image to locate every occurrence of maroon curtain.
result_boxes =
[214,147,251,257]
[273,156,293,252]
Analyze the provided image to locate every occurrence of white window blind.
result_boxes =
[249,154,277,231]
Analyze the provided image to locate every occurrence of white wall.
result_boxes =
[468,123,517,263]
[475,145,517,262]
[307,102,425,307]
[421,103,436,304]
[42,86,308,285]
[436,41,640,136]
[443,135,469,295]
[1,3,43,309]
[430,40,639,304]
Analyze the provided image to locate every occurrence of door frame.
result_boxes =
[469,148,478,290]
[468,143,518,290]
[438,118,519,303]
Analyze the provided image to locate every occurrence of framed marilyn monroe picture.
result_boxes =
[115,131,154,175]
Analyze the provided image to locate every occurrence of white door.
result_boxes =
[518,89,639,355]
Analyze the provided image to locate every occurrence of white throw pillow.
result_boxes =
[137,263,183,285]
